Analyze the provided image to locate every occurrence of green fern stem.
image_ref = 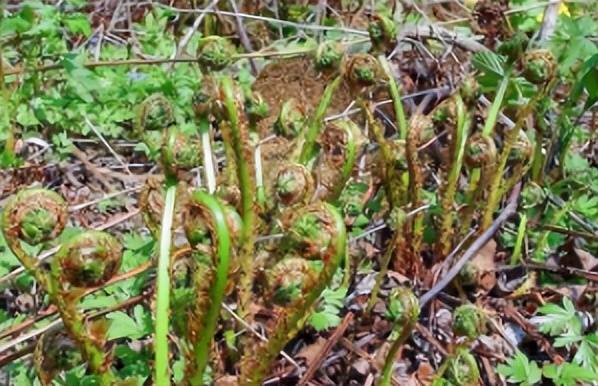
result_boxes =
[321,119,361,201]
[186,191,232,386]
[533,203,569,262]
[298,75,343,165]
[199,116,217,193]
[531,107,548,185]
[154,181,177,386]
[50,230,122,385]
[460,71,510,232]
[219,75,257,318]
[378,55,407,139]
[239,203,346,386]
[437,96,470,257]
[0,37,15,164]
[358,98,404,207]
[510,214,527,265]
[480,102,535,231]
[405,115,430,265]
[366,212,406,314]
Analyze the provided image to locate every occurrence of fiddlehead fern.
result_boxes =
[274,98,307,139]
[239,203,346,386]
[181,191,232,386]
[274,162,314,208]
[1,188,67,285]
[379,287,420,386]
[161,126,202,179]
[522,49,556,86]
[502,131,533,195]
[437,96,471,258]
[218,75,257,318]
[245,91,270,125]
[317,118,364,200]
[460,132,497,235]
[134,93,175,136]
[50,230,122,384]
[314,40,343,70]
[150,124,201,385]
[196,36,236,71]
[452,304,487,341]
[34,331,82,386]
[464,133,497,170]
[431,348,481,386]
[368,14,397,54]
[342,53,384,93]
[1,189,123,384]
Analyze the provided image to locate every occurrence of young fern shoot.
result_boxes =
[379,287,420,386]
[149,123,203,385]
[50,230,122,385]
[437,96,471,257]
[239,203,346,386]
[218,75,257,319]
[1,189,121,385]
[183,191,232,386]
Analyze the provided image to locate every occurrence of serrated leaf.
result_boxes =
[472,52,506,78]
[543,362,598,386]
[497,351,542,386]
[533,298,581,336]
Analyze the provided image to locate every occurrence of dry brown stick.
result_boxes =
[419,183,522,307]
[0,244,190,343]
[414,323,448,357]
[0,306,57,341]
[536,224,598,242]
[71,146,148,184]
[524,262,598,282]
[297,312,354,386]
[0,294,148,368]
[0,342,36,369]
[0,261,152,341]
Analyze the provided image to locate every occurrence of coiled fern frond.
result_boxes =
[239,202,346,386]
[181,190,233,386]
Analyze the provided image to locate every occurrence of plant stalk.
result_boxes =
[437,96,470,257]
[154,182,177,386]
[220,76,256,318]
[378,55,408,139]
[188,191,231,386]
[298,76,342,165]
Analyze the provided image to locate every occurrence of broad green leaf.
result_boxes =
[106,305,152,340]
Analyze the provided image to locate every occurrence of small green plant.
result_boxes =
[496,351,543,386]
[498,298,598,385]
[379,287,420,386]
